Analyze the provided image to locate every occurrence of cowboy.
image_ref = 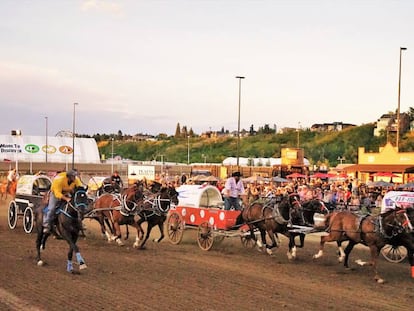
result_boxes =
[110,170,123,192]
[43,169,83,234]
[223,172,245,210]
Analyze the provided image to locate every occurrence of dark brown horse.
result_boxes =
[235,193,303,259]
[35,186,91,273]
[92,182,144,247]
[313,208,414,283]
[135,185,179,249]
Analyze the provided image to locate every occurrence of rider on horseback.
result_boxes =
[43,169,83,234]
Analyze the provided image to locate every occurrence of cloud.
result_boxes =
[80,0,124,17]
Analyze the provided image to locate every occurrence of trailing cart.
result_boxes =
[8,174,52,233]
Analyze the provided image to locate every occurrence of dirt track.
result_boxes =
[1,197,413,311]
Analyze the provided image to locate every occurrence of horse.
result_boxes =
[235,193,303,259]
[35,186,91,273]
[135,185,179,249]
[312,207,414,283]
[91,182,145,247]
[0,179,17,200]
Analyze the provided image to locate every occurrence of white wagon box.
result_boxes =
[8,174,52,234]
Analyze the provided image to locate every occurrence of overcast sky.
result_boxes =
[1,0,413,137]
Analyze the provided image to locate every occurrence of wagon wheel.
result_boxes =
[23,206,34,234]
[381,244,407,263]
[197,222,214,251]
[166,211,184,245]
[240,228,256,248]
[8,200,18,230]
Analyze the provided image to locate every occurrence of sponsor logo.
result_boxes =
[42,145,57,154]
[25,144,40,153]
[59,145,73,154]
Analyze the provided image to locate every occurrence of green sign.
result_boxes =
[25,144,40,153]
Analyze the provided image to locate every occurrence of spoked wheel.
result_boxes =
[166,211,184,245]
[240,229,256,248]
[8,201,18,230]
[23,207,34,233]
[381,244,407,263]
[197,222,214,251]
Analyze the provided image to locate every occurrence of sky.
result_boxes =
[1,0,414,137]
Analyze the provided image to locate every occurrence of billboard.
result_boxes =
[0,135,100,164]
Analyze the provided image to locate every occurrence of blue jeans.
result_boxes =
[44,192,59,227]
[224,197,240,210]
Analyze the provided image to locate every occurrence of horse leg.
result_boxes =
[139,223,154,250]
[342,240,356,268]
[61,229,87,271]
[153,221,165,243]
[355,245,384,283]
[264,229,279,256]
[336,241,346,263]
[113,222,124,246]
[286,233,298,260]
[313,234,332,259]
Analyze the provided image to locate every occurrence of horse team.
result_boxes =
[30,179,414,283]
[34,180,178,273]
[236,194,414,283]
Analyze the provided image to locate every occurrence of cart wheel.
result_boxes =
[166,211,184,245]
[240,229,256,248]
[197,222,214,251]
[381,244,407,263]
[23,207,34,234]
[8,201,18,230]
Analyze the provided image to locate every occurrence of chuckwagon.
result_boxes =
[166,184,256,250]
[379,191,414,263]
[8,174,52,233]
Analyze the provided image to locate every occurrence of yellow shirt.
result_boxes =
[51,172,83,199]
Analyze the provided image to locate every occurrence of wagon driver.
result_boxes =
[223,171,245,210]
[43,169,83,234]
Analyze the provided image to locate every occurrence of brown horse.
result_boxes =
[235,193,303,259]
[0,179,17,200]
[92,182,145,247]
[313,208,414,283]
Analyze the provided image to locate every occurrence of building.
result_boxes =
[343,142,414,183]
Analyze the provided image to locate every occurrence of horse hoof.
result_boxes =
[37,260,44,266]
[376,278,385,284]
[79,263,88,270]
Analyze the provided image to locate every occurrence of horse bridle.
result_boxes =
[61,189,89,219]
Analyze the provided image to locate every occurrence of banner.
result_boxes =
[0,135,100,164]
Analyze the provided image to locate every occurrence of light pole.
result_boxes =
[72,102,78,169]
[396,47,407,150]
[111,137,114,174]
[187,135,190,165]
[11,130,22,174]
[45,116,48,163]
[235,76,245,168]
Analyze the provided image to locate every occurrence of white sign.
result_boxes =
[0,135,100,164]
[128,165,155,180]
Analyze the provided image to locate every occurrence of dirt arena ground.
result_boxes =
[0,197,413,311]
